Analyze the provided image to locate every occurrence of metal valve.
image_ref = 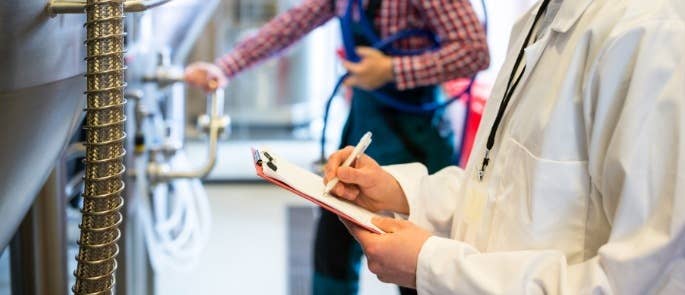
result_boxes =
[147,88,229,184]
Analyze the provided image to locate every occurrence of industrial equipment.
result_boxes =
[0,0,221,293]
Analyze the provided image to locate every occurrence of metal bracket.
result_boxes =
[47,0,174,17]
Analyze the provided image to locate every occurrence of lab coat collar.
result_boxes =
[529,0,594,33]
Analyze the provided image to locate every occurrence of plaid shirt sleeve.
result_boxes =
[216,0,335,78]
[393,0,490,90]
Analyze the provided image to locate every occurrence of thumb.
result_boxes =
[355,46,379,59]
[343,75,359,88]
[342,59,362,73]
[372,217,402,233]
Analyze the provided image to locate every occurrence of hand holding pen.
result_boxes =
[324,131,373,195]
[323,132,409,214]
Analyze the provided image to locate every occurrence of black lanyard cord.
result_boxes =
[478,0,553,180]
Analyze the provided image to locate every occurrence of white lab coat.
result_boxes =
[384,0,685,294]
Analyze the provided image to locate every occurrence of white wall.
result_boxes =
[472,0,538,85]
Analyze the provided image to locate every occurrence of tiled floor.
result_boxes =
[156,183,398,295]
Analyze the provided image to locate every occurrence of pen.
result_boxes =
[324,131,373,195]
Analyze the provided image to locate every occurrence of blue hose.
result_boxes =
[320,0,488,162]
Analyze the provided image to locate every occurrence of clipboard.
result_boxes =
[252,148,384,234]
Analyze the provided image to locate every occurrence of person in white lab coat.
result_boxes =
[323,0,685,293]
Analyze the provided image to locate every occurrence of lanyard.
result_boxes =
[477,0,552,181]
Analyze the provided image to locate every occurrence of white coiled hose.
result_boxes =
[136,152,212,272]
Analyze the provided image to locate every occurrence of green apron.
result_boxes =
[340,85,456,172]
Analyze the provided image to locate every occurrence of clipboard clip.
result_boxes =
[253,149,278,171]
[253,149,263,166]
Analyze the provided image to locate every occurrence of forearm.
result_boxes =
[394,0,489,90]
[393,42,489,90]
[216,0,334,77]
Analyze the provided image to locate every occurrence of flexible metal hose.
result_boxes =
[72,0,127,294]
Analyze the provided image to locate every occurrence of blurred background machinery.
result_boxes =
[0,0,337,294]
[186,0,339,140]
[0,0,224,294]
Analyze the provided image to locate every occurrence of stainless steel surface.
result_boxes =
[165,0,220,64]
[47,0,87,15]
[137,0,220,64]
[72,0,127,293]
[0,248,9,293]
[0,75,84,250]
[0,0,86,250]
[48,0,218,66]
[9,169,69,295]
[141,66,184,88]
[34,170,70,295]
[0,1,85,91]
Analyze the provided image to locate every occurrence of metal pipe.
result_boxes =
[123,0,172,12]
[72,0,127,294]
[65,142,87,162]
[160,122,220,180]
[10,168,70,295]
[48,0,174,16]
[152,89,228,181]
[47,0,87,15]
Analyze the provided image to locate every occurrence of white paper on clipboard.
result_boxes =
[253,148,384,234]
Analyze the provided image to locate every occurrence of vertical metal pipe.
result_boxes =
[73,0,127,294]
[9,168,68,295]
[9,211,37,295]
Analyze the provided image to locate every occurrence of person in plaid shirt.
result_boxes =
[185,0,488,294]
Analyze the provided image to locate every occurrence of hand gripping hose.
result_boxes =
[72,0,127,294]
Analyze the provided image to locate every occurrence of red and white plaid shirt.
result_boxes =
[216,0,489,90]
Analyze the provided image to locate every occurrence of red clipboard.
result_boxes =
[252,149,382,234]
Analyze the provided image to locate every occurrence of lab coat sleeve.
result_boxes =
[216,0,335,77]
[384,163,466,237]
[412,20,685,295]
[393,0,489,90]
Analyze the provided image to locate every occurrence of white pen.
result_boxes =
[324,131,373,195]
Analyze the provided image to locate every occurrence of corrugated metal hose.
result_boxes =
[72,0,127,294]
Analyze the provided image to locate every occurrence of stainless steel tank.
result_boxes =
[186,0,340,135]
[0,0,85,249]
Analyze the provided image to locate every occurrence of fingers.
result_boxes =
[206,65,228,91]
[323,146,355,181]
[372,217,404,233]
[355,46,379,58]
[184,62,227,92]
[342,75,359,88]
[331,183,360,201]
[184,66,204,87]
[336,166,373,187]
[340,218,377,243]
[323,145,379,190]
[341,59,362,74]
